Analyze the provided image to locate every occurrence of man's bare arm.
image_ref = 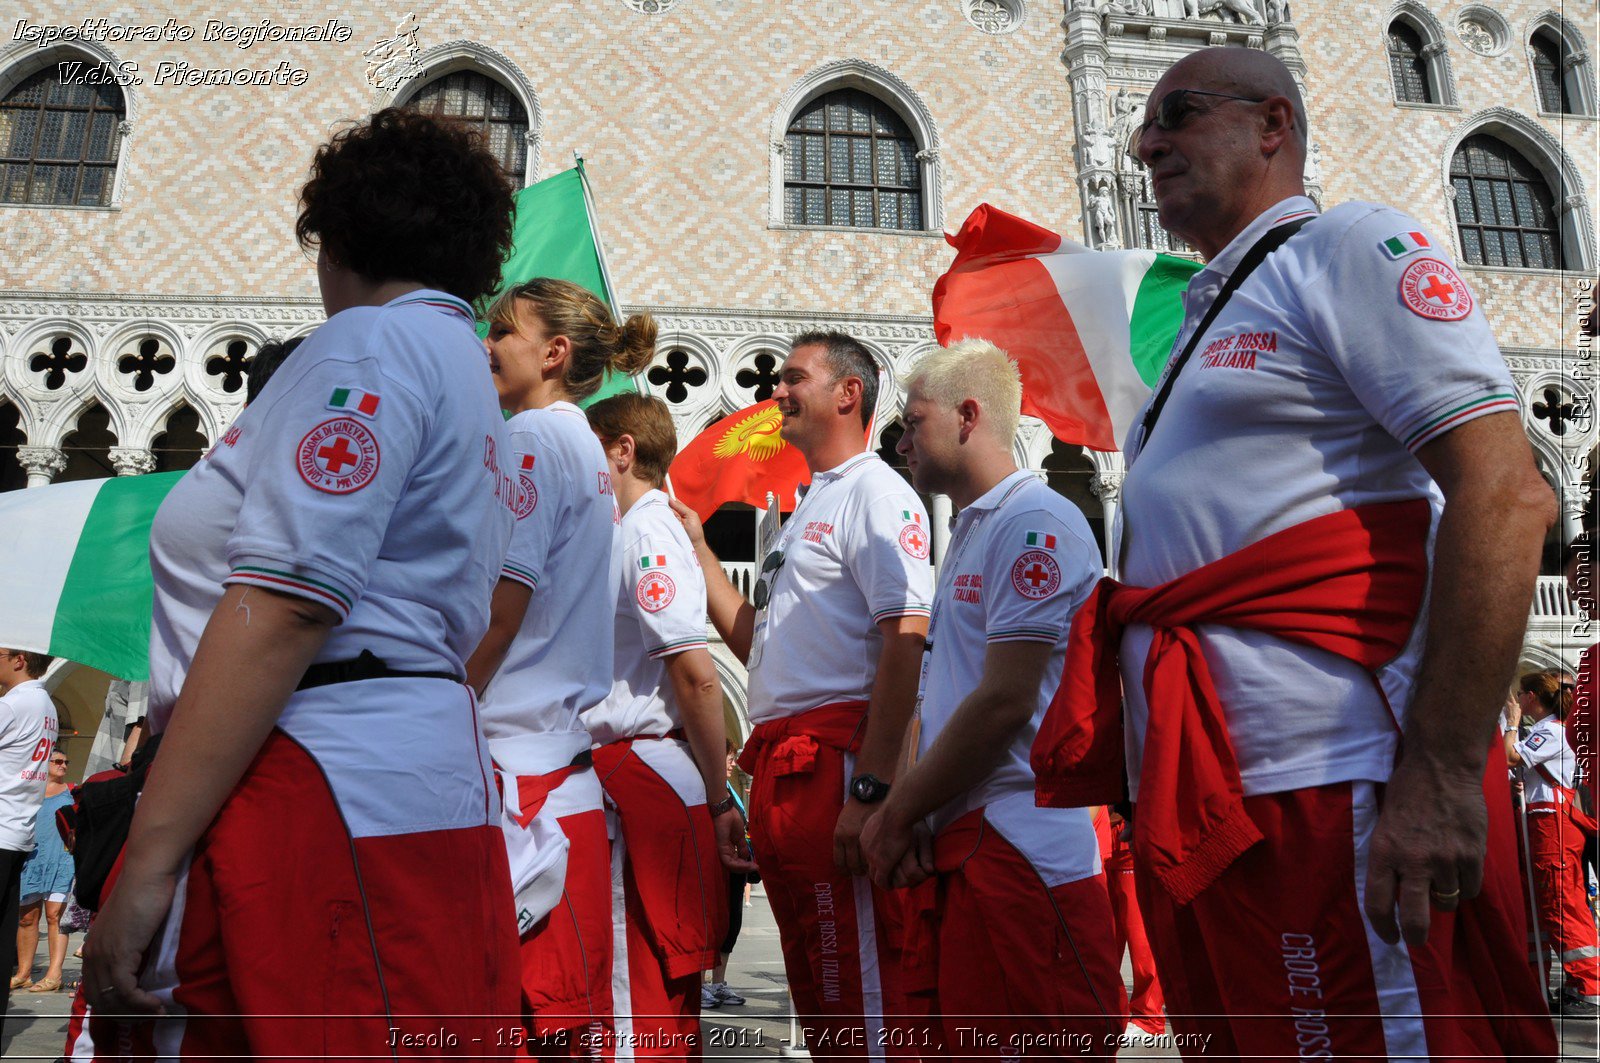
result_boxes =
[1363,411,1555,947]
[669,499,755,662]
[862,642,1052,887]
[833,614,927,875]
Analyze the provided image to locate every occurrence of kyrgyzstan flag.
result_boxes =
[669,400,810,521]
[932,203,1201,452]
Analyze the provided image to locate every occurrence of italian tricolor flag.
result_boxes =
[328,387,380,417]
[638,554,667,570]
[1025,531,1057,549]
[0,473,181,681]
[932,203,1202,452]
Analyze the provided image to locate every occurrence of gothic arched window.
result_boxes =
[405,69,528,185]
[0,66,124,206]
[1449,135,1562,270]
[783,89,923,230]
[1388,21,1434,104]
[1531,31,1572,114]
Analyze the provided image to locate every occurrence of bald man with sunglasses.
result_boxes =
[1033,47,1557,1059]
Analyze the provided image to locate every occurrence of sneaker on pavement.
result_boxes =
[1559,993,1600,1018]
[700,984,722,1009]
[715,983,747,1006]
[1118,1027,1160,1047]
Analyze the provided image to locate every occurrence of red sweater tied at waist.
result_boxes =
[738,701,869,779]
[1030,499,1432,906]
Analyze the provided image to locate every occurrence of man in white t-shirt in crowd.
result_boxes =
[674,331,933,1060]
[0,650,57,1033]
[1031,47,1557,1058]
[584,393,756,1060]
[860,340,1127,1057]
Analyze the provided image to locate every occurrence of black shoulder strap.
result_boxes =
[1138,216,1314,442]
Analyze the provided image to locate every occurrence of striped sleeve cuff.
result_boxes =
[872,605,934,624]
[647,636,710,660]
[226,565,355,621]
[501,563,539,591]
[1400,390,1520,453]
[987,626,1062,644]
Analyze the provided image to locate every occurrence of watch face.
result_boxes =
[851,775,885,802]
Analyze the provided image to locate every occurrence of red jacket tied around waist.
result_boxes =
[1031,499,1432,906]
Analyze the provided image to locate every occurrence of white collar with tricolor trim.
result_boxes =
[385,289,476,325]
[1197,195,1321,284]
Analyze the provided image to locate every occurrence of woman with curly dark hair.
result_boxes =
[79,108,524,1057]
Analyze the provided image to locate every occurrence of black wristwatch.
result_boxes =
[709,793,737,816]
[849,773,891,804]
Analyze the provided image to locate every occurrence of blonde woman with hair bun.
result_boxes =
[466,278,656,1052]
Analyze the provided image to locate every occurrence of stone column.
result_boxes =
[17,446,67,488]
[109,447,157,477]
[1091,466,1124,578]
[929,494,954,572]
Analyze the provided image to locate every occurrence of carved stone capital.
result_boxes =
[771,140,787,156]
[117,120,133,138]
[1208,31,1228,46]
[17,446,66,486]
[1558,194,1587,216]
[1091,470,1124,502]
[1149,25,1167,41]
[109,447,157,477]
[915,147,940,162]
[1420,41,1448,57]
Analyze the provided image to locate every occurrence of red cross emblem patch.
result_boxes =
[638,571,676,613]
[1010,550,1061,600]
[1399,258,1473,321]
[297,418,380,494]
[899,522,930,560]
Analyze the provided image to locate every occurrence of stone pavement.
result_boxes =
[4,886,1596,1059]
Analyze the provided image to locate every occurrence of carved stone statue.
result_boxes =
[1199,0,1264,24]
[1265,0,1289,23]
[1304,141,1323,185]
[1090,182,1118,246]
[1082,128,1116,170]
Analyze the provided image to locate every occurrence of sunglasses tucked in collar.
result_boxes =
[1129,88,1267,161]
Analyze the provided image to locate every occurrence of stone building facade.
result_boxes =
[0,0,1594,689]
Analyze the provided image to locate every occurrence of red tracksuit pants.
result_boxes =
[1105,837,1165,1035]
[1526,807,1600,1003]
[518,805,613,1059]
[594,738,726,1061]
[1135,771,1557,1061]
[912,809,1127,1061]
[71,732,521,1060]
[745,731,927,1061]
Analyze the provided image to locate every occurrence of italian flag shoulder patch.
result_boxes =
[638,553,668,570]
[327,387,380,418]
[1380,231,1431,259]
[1025,531,1057,550]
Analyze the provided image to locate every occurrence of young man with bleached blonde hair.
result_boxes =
[862,339,1127,1058]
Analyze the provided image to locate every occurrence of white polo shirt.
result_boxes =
[0,680,56,852]
[916,471,1101,887]
[1118,196,1519,799]
[585,489,710,747]
[747,451,934,724]
[146,289,517,839]
[479,402,621,753]
[1517,715,1576,807]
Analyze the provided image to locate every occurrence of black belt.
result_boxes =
[296,649,461,691]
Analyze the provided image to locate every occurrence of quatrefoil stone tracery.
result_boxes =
[30,337,87,391]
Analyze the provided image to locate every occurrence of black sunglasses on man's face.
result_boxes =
[1129,88,1267,161]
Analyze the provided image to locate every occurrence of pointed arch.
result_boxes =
[1384,1,1458,107]
[769,59,943,232]
[1442,108,1595,271]
[1526,10,1596,116]
[392,41,542,186]
[0,40,134,207]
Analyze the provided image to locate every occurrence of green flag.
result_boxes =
[481,162,638,406]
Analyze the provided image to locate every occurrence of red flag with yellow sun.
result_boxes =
[670,400,810,521]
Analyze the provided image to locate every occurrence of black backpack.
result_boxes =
[67,734,162,912]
